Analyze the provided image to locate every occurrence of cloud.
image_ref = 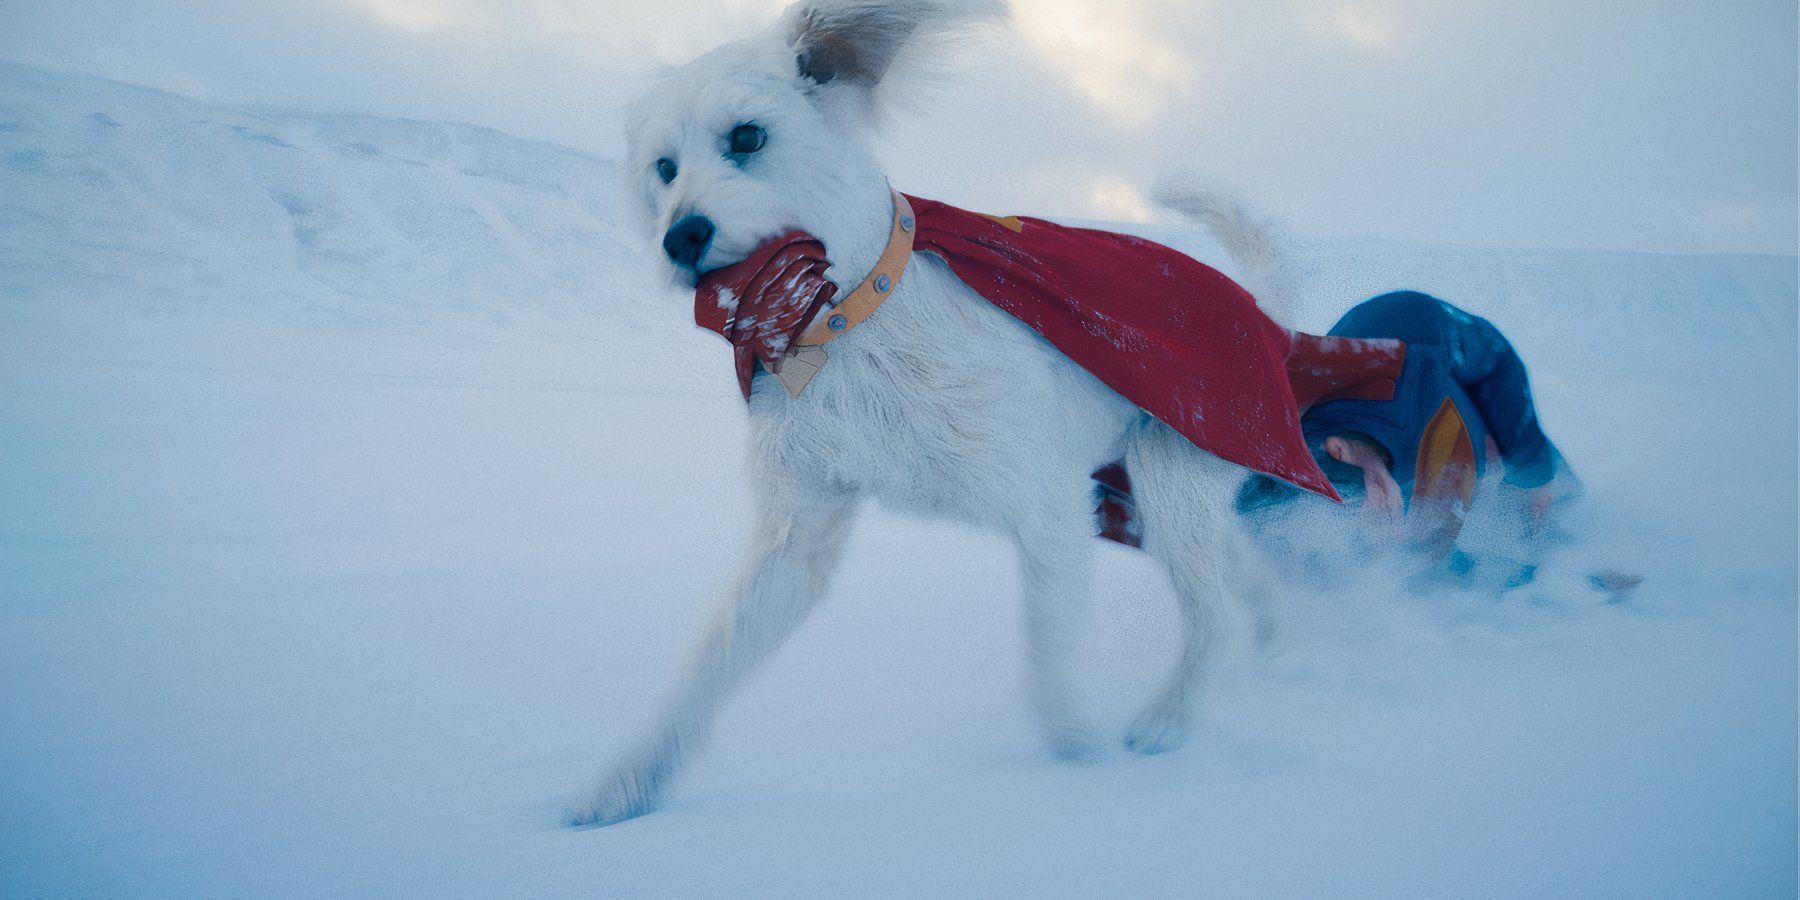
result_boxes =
[335,0,463,31]
[1322,3,1400,51]
[0,0,1792,254]
[1010,0,1199,125]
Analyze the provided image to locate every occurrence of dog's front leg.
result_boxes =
[567,489,855,828]
[1014,510,1104,763]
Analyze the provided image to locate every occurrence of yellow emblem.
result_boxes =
[1413,397,1477,509]
[979,212,1025,233]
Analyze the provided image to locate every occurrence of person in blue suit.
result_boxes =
[1239,291,1591,586]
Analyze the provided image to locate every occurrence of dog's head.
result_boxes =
[626,0,1004,285]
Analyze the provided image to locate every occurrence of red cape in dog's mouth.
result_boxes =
[693,233,837,400]
[693,194,1407,503]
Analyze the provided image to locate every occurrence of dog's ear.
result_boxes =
[786,0,1006,92]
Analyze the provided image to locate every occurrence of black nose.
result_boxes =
[663,214,715,271]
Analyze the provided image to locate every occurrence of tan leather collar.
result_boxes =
[795,190,914,347]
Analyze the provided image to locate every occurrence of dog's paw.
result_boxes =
[564,788,652,830]
[1123,704,1190,756]
[1253,611,1280,649]
[1042,723,1105,764]
[564,764,664,829]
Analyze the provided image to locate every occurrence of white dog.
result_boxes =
[570,0,1279,828]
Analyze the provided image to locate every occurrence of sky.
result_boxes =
[2,0,1795,255]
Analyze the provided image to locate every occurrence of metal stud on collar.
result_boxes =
[795,189,912,350]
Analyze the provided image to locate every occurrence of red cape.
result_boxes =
[693,233,835,400]
[904,194,1402,501]
[694,195,1406,502]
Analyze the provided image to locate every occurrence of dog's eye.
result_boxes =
[655,158,677,185]
[727,123,766,157]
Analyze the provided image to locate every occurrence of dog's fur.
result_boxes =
[570,0,1278,828]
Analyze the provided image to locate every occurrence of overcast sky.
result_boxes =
[3,0,1795,255]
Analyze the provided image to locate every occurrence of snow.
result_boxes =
[2,61,1795,897]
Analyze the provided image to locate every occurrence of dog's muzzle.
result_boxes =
[663,214,715,273]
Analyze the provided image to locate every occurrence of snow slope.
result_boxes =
[2,61,1795,897]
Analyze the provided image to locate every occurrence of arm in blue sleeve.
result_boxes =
[1442,307,1560,488]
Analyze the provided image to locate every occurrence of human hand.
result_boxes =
[1326,435,1402,523]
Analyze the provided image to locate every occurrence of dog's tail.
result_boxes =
[1151,175,1300,328]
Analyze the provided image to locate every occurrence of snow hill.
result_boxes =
[2,61,1795,897]
[1,59,627,320]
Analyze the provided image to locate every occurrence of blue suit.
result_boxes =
[1240,292,1561,512]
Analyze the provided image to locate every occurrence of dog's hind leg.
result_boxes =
[566,488,855,828]
[1119,420,1260,754]
[1012,490,1106,762]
